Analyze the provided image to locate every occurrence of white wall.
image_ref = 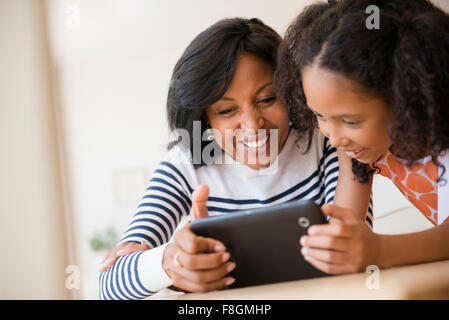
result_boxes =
[0,0,70,299]
[42,0,449,299]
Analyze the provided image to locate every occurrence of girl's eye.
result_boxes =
[315,114,325,121]
[343,119,359,126]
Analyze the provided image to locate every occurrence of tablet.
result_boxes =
[190,199,329,289]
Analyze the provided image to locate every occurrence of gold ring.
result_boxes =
[173,251,183,268]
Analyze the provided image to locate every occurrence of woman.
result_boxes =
[99,17,371,300]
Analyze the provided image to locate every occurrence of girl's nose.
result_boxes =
[320,122,350,148]
[329,135,351,148]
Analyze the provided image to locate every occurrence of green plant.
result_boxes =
[89,227,119,252]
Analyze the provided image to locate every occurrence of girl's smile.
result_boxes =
[342,148,368,160]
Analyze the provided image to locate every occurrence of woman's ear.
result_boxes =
[201,114,211,129]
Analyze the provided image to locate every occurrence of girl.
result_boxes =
[275,0,449,274]
[99,17,371,299]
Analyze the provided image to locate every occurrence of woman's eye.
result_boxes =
[217,108,236,116]
[256,96,276,106]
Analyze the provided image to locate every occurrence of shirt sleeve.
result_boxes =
[366,196,374,229]
[99,153,193,300]
[322,137,339,205]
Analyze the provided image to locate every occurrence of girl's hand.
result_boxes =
[99,241,150,272]
[162,185,236,292]
[300,203,381,274]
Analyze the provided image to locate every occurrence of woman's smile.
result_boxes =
[238,132,270,153]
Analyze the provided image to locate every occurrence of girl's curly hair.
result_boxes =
[275,0,449,183]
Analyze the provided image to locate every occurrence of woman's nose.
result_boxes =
[240,109,264,132]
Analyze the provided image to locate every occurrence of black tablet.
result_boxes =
[190,199,329,289]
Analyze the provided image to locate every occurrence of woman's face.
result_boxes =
[205,53,290,170]
[301,63,392,164]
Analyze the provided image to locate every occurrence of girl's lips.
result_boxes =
[345,148,367,159]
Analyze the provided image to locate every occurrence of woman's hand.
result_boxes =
[99,241,150,272]
[162,185,236,292]
[300,203,381,274]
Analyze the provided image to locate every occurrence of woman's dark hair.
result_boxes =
[275,0,449,183]
[166,18,282,167]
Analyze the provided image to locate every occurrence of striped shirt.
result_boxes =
[99,128,373,300]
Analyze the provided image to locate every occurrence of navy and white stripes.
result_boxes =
[99,129,358,300]
[99,251,155,300]
[119,163,192,247]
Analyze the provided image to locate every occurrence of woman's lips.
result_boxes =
[238,134,270,153]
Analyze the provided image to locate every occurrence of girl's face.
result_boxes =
[205,53,290,170]
[302,64,392,164]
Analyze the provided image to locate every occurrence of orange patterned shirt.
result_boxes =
[372,150,445,226]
